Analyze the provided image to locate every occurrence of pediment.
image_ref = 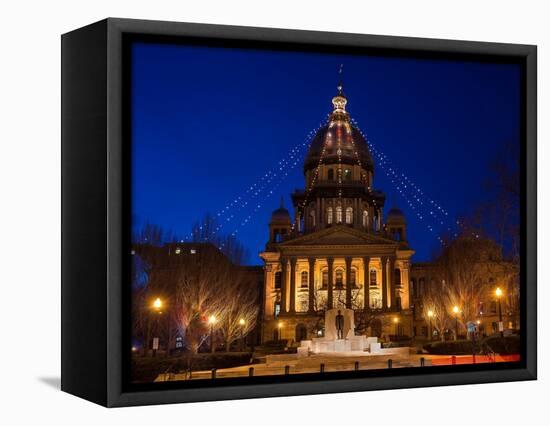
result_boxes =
[279,225,397,247]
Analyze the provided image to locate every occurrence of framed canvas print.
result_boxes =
[61,18,537,407]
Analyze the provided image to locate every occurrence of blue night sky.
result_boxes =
[131,42,521,265]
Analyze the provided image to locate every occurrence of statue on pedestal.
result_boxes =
[335,310,344,340]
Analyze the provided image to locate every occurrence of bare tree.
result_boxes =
[421,285,453,341]
[432,232,506,337]
[191,213,249,264]
[217,274,259,352]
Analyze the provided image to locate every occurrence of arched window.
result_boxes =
[343,169,352,180]
[327,207,333,224]
[309,210,316,228]
[301,271,308,288]
[394,269,401,287]
[335,269,344,288]
[345,207,353,224]
[369,269,377,287]
[362,210,369,228]
[274,271,282,289]
[327,169,334,180]
[336,206,343,223]
[322,270,328,288]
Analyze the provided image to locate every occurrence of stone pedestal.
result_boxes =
[298,310,381,355]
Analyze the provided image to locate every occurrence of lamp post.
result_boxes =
[427,310,434,341]
[239,318,245,351]
[452,305,460,341]
[496,287,504,337]
[393,317,399,336]
[277,321,283,342]
[208,315,217,353]
[151,297,163,357]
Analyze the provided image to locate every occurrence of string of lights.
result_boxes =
[218,121,328,249]
[181,122,325,245]
[350,117,469,244]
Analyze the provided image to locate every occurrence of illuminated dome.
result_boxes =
[303,83,374,173]
[270,198,291,224]
[387,207,406,224]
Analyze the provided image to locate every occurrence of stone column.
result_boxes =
[345,257,352,308]
[401,261,410,309]
[315,198,321,231]
[308,258,315,313]
[363,256,370,311]
[327,257,334,309]
[389,256,396,309]
[320,198,325,227]
[263,264,274,318]
[289,257,297,314]
[381,256,388,309]
[280,258,288,313]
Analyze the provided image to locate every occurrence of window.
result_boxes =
[394,269,401,287]
[274,302,281,318]
[301,271,308,288]
[335,269,344,288]
[343,169,352,180]
[336,206,343,223]
[296,324,308,341]
[345,207,353,224]
[370,292,382,309]
[418,278,425,296]
[310,211,316,228]
[327,168,334,180]
[370,269,377,287]
[274,272,282,289]
[327,207,333,224]
[350,269,356,286]
[362,210,369,227]
[322,270,328,288]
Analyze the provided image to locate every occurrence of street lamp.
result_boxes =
[239,318,246,351]
[427,310,434,341]
[495,287,504,337]
[151,297,163,357]
[452,305,460,341]
[208,314,217,353]
[153,297,162,310]
[277,321,283,342]
[393,316,399,336]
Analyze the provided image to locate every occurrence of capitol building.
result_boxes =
[260,82,417,342]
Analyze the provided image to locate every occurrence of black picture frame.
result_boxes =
[61,17,537,407]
